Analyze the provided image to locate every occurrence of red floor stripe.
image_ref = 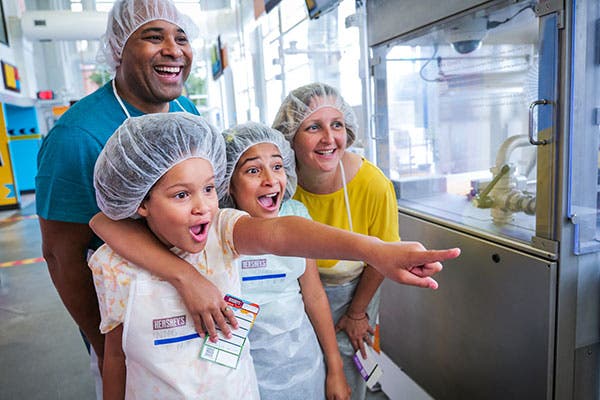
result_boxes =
[0,257,45,268]
[0,214,39,223]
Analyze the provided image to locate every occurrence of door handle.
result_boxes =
[528,99,552,145]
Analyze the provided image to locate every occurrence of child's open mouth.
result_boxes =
[189,223,209,243]
[258,192,279,210]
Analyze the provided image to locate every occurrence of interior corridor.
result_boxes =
[0,194,96,399]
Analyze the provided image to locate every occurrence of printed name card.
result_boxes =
[199,294,260,369]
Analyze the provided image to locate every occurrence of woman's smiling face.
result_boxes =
[293,105,347,175]
[229,143,287,218]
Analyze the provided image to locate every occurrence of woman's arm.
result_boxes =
[90,213,238,341]
[102,325,125,400]
[334,265,383,358]
[233,215,460,287]
[299,259,350,400]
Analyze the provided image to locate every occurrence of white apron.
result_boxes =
[240,251,326,399]
[122,260,259,399]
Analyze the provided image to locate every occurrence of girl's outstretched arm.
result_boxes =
[233,215,460,288]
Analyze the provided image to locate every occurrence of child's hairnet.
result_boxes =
[219,122,297,209]
[272,82,358,148]
[94,113,225,220]
[98,0,199,70]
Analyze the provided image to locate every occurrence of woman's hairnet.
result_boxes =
[272,82,358,148]
[94,113,225,220]
[98,0,199,70]
[219,122,297,209]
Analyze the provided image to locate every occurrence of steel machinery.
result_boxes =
[365,0,599,398]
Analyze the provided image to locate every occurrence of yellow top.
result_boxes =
[294,158,400,284]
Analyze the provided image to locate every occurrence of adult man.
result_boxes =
[35,0,232,379]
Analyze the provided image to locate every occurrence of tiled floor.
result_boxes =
[0,195,96,399]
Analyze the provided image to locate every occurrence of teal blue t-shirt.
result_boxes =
[35,81,199,248]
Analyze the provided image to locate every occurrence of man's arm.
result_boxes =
[39,218,104,362]
[89,213,238,341]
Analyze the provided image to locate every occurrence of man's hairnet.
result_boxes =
[94,113,225,220]
[219,122,297,209]
[272,82,358,148]
[98,0,199,70]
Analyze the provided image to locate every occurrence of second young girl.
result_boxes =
[220,122,350,399]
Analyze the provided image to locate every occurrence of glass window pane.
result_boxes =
[376,3,543,243]
[570,0,600,254]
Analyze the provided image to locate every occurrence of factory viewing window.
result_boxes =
[372,1,550,245]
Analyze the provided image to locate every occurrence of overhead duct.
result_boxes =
[21,11,108,41]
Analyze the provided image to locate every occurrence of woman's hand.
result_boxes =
[335,313,375,358]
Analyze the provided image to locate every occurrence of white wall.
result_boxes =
[0,0,38,104]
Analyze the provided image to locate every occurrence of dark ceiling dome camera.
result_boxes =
[451,39,483,54]
[445,15,488,54]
